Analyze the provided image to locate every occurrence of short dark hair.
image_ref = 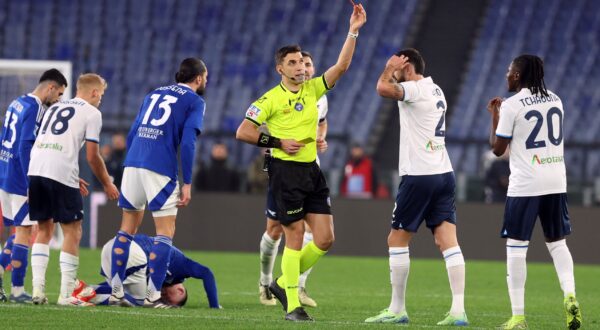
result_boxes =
[395,48,425,75]
[301,51,313,61]
[175,58,207,83]
[275,45,302,65]
[39,68,68,87]
[512,54,548,97]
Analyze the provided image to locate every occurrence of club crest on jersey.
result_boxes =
[294,102,304,112]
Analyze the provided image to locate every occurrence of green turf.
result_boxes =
[0,249,598,329]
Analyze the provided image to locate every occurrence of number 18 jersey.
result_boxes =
[124,84,205,181]
[496,88,566,197]
[28,97,102,188]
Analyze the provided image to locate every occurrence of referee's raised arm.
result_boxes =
[323,4,366,88]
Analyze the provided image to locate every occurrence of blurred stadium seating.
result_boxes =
[0,0,598,197]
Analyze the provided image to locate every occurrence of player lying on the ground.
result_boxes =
[87,234,219,308]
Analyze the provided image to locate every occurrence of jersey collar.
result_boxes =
[27,93,43,108]
[177,83,195,92]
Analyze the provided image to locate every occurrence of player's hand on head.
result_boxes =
[317,138,328,153]
[104,182,119,200]
[79,178,90,197]
[177,183,192,208]
[349,4,367,32]
[386,55,409,71]
[280,139,305,155]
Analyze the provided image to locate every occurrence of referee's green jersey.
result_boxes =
[245,75,331,163]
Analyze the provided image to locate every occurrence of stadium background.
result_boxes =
[0,0,599,258]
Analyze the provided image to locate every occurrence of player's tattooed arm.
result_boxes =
[377,55,410,100]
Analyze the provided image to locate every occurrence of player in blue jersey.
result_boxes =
[109,58,207,308]
[88,234,219,308]
[0,69,67,303]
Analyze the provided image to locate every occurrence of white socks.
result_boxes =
[259,232,281,286]
[59,252,79,299]
[546,239,576,296]
[388,247,410,314]
[443,246,466,316]
[506,239,528,316]
[31,243,50,290]
[298,232,313,288]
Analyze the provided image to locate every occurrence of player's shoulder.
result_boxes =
[16,94,42,112]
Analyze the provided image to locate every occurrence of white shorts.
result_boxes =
[101,238,147,291]
[118,167,179,217]
[0,189,36,227]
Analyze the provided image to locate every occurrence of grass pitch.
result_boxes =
[0,249,598,329]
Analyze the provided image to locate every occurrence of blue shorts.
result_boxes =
[501,193,571,241]
[391,172,457,232]
[28,176,83,223]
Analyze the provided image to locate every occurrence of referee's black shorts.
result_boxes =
[267,158,331,225]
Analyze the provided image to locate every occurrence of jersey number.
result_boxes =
[525,107,563,149]
[434,100,446,137]
[142,94,178,126]
[2,111,18,149]
[40,106,75,135]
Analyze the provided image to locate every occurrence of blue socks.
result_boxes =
[146,235,172,302]
[0,234,15,272]
[110,231,133,297]
[11,244,28,288]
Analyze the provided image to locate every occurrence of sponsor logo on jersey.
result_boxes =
[531,154,564,165]
[425,140,445,151]
[0,150,14,162]
[137,127,164,140]
[36,142,63,151]
[246,105,261,119]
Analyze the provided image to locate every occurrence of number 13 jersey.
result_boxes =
[28,97,102,189]
[496,88,566,197]
[124,84,205,181]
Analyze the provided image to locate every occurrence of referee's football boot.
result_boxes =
[269,277,287,311]
[285,306,314,322]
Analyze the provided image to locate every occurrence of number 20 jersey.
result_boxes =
[0,94,44,195]
[124,84,205,181]
[28,97,102,189]
[496,88,566,197]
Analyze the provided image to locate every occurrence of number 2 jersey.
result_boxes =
[397,77,453,176]
[496,88,566,197]
[0,94,45,195]
[28,97,102,189]
[124,84,205,181]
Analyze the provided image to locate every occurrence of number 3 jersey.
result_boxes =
[397,77,453,176]
[124,84,205,181]
[496,88,566,197]
[28,97,102,189]
[0,94,44,195]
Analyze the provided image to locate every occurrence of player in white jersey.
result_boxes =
[365,49,467,326]
[28,73,119,306]
[258,51,328,307]
[0,69,67,303]
[487,54,581,330]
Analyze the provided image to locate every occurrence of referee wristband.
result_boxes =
[257,133,282,148]
[347,32,358,39]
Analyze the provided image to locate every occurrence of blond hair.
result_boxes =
[76,73,108,92]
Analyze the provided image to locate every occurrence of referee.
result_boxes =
[236,4,366,322]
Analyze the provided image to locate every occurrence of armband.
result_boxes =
[257,133,282,148]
